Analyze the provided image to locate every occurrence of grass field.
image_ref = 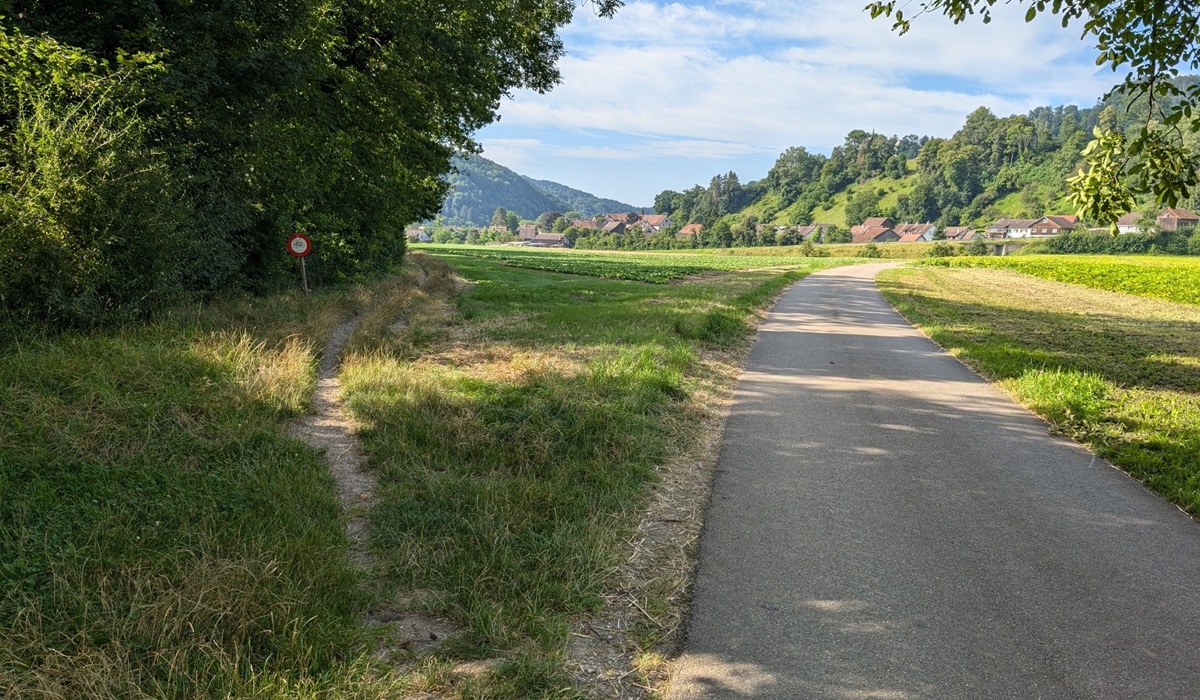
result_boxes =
[417,241,943,269]
[1,247,853,699]
[0,281,380,697]
[336,251,853,697]
[879,263,1200,515]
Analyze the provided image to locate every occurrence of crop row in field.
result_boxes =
[419,245,850,283]
[925,255,1200,306]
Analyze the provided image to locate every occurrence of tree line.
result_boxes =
[647,82,1200,247]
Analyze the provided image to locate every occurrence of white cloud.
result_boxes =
[480,0,1121,202]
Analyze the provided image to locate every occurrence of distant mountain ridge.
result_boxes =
[520,178,642,218]
[437,155,643,226]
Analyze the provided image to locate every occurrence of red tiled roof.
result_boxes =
[1161,208,1199,220]
[851,226,896,244]
[1042,216,1077,229]
[894,222,933,237]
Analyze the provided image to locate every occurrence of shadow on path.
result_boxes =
[669,264,1200,700]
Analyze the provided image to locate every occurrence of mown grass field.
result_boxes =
[879,259,1200,515]
[1,248,855,699]
[418,241,944,268]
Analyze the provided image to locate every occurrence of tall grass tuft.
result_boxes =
[0,300,368,697]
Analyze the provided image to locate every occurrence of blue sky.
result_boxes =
[477,0,1114,207]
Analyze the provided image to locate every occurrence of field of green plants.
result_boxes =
[418,245,858,283]
[925,255,1200,306]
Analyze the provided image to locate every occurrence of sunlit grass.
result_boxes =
[1,248,854,699]
[336,251,849,697]
[923,254,1200,306]
[879,264,1200,513]
[0,288,376,698]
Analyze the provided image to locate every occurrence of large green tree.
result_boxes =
[1,0,595,326]
[866,0,1200,224]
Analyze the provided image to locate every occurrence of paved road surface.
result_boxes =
[669,263,1200,699]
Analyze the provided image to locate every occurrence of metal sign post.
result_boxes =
[287,233,312,295]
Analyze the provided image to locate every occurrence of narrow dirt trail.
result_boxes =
[289,314,377,568]
[288,258,431,570]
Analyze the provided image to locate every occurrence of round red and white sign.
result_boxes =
[287,233,311,257]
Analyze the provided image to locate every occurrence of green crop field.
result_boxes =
[418,244,861,283]
[925,255,1200,306]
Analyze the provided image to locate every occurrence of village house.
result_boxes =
[528,232,568,247]
[405,228,432,243]
[941,226,982,241]
[851,226,899,244]
[795,223,835,241]
[635,214,671,235]
[517,224,538,240]
[860,217,894,229]
[601,220,626,234]
[1157,208,1199,231]
[1116,212,1142,234]
[987,218,1036,238]
[1029,215,1078,236]
[1114,208,1198,234]
[677,223,704,239]
[894,222,936,242]
[570,218,599,230]
[603,212,640,226]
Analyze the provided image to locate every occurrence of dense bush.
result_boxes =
[0,32,183,327]
[1,0,578,328]
[1029,230,1194,255]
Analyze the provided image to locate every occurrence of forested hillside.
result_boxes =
[437,155,641,226]
[522,178,643,218]
[649,77,1200,246]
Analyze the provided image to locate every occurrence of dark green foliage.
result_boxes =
[965,238,991,256]
[437,157,641,227]
[523,178,642,220]
[437,156,563,226]
[923,241,958,258]
[867,0,1200,221]
[858,242,884,258]
[1029,230,1194,255]
[1,0,581,327]
[845,187,883,226]
[648,82,1195,248]
[0,31,184,328]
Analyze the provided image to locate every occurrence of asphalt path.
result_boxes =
[668,262,1200,699]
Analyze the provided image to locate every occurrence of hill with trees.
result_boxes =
[437,155,642,226]
[636,77,1200,250]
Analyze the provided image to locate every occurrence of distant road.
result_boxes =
[669,262,1200,699]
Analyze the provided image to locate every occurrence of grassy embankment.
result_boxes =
[878,255,1200,514]
[2,248,856,698]
[0,276,380,698]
